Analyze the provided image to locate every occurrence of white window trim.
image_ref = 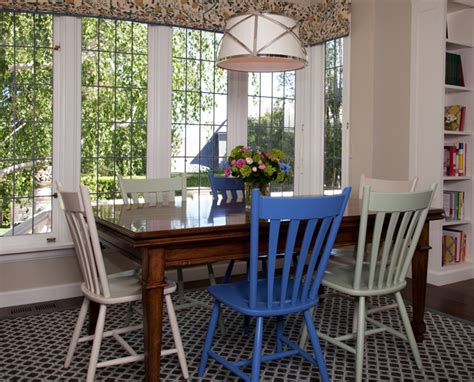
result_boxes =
[294,44,325,196]
[148,26,172,178]
[1,15,81,254]
[341,35,351,189]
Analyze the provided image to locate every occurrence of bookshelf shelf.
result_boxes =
[446,39,474,50]
[443,176,471,180]
[445,84,472,93]
[443,219,471,226]
[444,130,471,136]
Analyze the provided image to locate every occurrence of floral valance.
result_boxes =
[0,0,350,46]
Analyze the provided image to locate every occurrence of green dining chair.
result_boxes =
[304,184,437,382]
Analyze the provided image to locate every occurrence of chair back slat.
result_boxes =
[377,212,400,288]
[119,174,187,205]
[385,210,412,286]
[208,173,245,201]
[57,182,111,298]
[353,184,437,292]
[279,220,300,307]
[301,217,332,302]
[266,220,281,309]
[291,219,318,304]
[249,187,351,310]
[367,212,385,289]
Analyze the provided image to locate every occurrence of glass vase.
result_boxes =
[245,182,270,208]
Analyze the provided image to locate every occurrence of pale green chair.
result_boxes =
[306,184,436,382]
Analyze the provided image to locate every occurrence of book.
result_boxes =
[445,53,464,86]
[443,229,466,263]
[445,105,462,131]
[460,106,466,131]
[442,233,456,266]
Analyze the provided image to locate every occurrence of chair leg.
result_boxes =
[207,264,226,335]
[275,316,284,353]
[86,304,107,382]
[298,306,314,349]
[352,299,359,333]
[303,309,329,382]
[165,294,189,379]
[251,316,264,382]
[355,297,366,382]
[64,298,90,368]
[223,260,235,283]
[177,267,185,304]
[394,292,422,369]
[198,303,221,377]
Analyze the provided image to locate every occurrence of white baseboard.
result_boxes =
[0,282,83,308]
[0,261,249,308]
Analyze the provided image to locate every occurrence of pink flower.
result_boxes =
[231,159,236,165]
[246,157,253,165]
[236,159,246,168]
[224,167,231,177]
[258,163,266,170]
[252,166,257,172]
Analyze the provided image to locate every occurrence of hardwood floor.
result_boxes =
[401,278,474,322]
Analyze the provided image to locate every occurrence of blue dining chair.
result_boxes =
[208,172,245,202]
[199,187,352,382]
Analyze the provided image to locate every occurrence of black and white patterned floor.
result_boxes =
[0,289,473,381]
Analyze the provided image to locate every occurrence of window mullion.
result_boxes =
[52,15,82,244]
[148,25,172,178]
[227,71,248,150]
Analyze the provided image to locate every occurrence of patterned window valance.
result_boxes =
[0,0,350,46]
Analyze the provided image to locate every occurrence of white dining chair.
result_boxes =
[300,174,419,347]
[57,184,188,381]
[118,175,225,332]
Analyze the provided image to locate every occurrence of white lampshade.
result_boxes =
[217,12,308,72]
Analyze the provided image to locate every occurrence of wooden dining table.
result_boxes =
[94,195,444,382]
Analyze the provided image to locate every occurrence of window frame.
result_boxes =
[0,14,350,254]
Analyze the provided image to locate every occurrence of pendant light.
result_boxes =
[217,12,308,72]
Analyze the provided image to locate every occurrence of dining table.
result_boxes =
[93,194,444,382]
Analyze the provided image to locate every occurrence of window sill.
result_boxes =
[0,242,74,257]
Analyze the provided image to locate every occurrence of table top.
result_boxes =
[94,195,444,241]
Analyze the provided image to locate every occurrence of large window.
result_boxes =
[248,72,295,193]
[0,12,54,236]
[323,38,344,194]
[81,18,148,204]
[171,28,227,193]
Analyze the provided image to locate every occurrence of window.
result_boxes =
[0,12,54,236]
[171,28,227,193]
[81,18,148,205]
[248,72,296,193]
[323,38,344,194]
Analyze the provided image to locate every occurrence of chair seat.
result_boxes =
[322,264,406,297]
[82,276,177,305]
[208,277,316,317]
[102,248,140,277]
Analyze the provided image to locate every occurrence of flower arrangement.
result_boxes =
[224,145,291,190]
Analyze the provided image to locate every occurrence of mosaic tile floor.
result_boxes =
[1,289,473,381]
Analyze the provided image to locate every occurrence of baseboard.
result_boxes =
[0,282,83,308]
[0,261,249,308]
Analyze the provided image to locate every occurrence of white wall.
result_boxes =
[349,0,412,197]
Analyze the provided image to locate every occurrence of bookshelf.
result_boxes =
[411,0,474,285]
[441,1,474,281]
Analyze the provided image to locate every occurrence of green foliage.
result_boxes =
[323,38,344,192]
[0,12,53,230]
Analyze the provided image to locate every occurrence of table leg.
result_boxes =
[142,247,167,382]
[88,301,99,335]
[411,222,431,342]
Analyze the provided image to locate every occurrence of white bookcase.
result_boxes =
[411,0,474,285]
